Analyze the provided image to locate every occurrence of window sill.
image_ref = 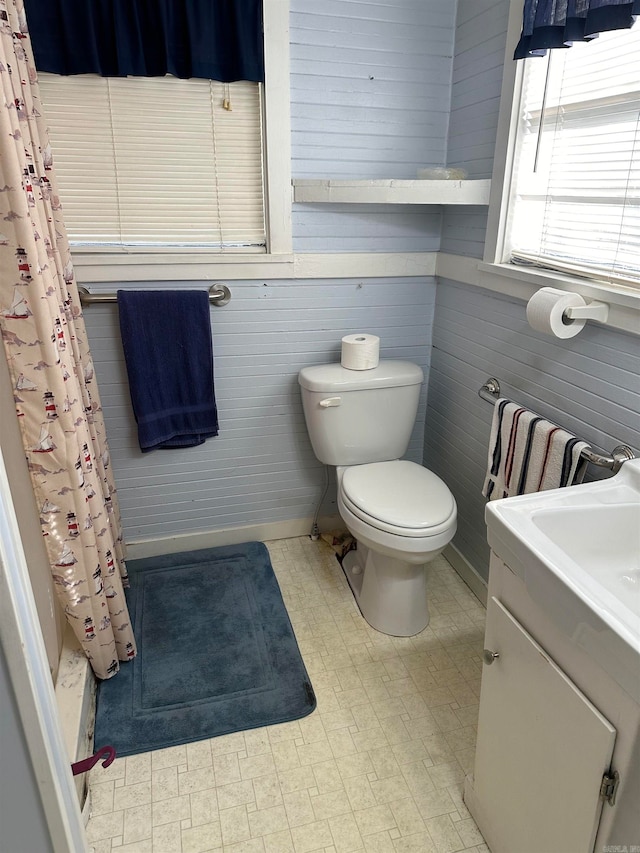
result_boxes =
[436,253,640,336]
[71,250,296,284]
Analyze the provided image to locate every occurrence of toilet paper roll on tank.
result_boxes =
[341,333,380,370]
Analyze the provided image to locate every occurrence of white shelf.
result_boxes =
[292,178,491,205]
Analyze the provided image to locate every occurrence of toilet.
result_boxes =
[298,359,457,636]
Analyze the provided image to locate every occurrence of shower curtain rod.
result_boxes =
[78,283,231,306]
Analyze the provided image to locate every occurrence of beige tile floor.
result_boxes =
[86,536,488,853]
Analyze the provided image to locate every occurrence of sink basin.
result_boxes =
[532,503,640,602]
[486,458,640,699]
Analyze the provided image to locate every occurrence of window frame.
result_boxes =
[476,0,640,335]
[69,0,293,283]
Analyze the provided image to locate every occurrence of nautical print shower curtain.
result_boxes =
[0,0,136,679]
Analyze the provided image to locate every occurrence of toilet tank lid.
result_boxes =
[298,360,423,392]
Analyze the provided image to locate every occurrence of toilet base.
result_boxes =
[341,544,430,637]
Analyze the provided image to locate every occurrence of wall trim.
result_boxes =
[443,543,488,607]
[77,246,637,337]
[262,0,293,255]
[436,252,640,336]
[482,0,525,266]
[74,252,438,284]
[293,252,436,279]
[126,514,344,560]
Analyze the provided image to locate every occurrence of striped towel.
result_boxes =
[483,399,589,501]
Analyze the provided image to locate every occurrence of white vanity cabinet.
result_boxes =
[470,594,615,853]
[465,553,640,853]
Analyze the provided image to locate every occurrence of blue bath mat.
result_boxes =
[95,542,315,756]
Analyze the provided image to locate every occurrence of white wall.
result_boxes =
[290,1,455,180]
[290,0,455,255]
[425,281,640,575]
[440,0,508,259]
[80,1,457,545]
[7,0,638,580]
[424,0,640,579]
[86,277,435,542]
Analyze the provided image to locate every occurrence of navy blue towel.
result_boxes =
[117,290,219,452]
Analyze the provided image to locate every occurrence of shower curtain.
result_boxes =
[0,0,136,679]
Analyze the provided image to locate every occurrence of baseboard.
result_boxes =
[125,524,489,612]
[125,514,344,560]
[443,543,488,607]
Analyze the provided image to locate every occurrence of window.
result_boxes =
[505,26,639,289]
[32,1,292,281]
[38,74,266,252]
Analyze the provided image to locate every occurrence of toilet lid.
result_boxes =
[341,460,455,535]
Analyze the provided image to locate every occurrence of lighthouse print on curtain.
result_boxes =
[0,0,136,679]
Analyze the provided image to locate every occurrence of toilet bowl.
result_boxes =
[298,359,457,637]
[337,460,457,635]
[338,460,456,559]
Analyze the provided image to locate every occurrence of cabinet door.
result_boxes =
[473,597,616,853]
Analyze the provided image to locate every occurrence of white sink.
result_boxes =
[486,458,640,700]
[532,504,639,606]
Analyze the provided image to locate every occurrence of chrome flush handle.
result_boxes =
[483,649,500,665]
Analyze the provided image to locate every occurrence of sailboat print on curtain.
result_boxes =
[1,285,32,318]
[55,543,77,568]
[0,0,136,679]
[16,372,37,390]
[31,423,56,452]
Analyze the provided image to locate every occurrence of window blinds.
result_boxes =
[509,26,640,287]
[37,74,265,250]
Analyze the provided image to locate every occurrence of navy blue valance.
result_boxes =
[515,0,639,58]
[24,0,264,82]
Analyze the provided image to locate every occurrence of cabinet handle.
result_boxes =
[483,649,500,665]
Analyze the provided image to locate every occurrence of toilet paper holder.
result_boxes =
[527,287,610,338]
[563,299,609,323]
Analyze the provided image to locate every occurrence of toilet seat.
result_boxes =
[340,460,456,538]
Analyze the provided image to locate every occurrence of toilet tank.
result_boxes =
[298,360,423,466]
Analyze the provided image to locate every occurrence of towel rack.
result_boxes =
[479,378,635,474]
[77,283,231,307]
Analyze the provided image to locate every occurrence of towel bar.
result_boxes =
[479,378,635,473]
[78,283,231,306]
